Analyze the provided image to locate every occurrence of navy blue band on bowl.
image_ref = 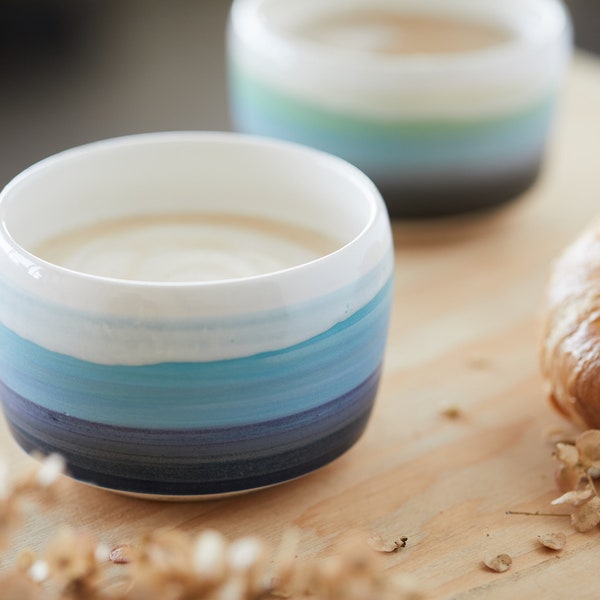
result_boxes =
[1,369,380,496]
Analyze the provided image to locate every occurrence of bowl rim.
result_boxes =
[228,0,572,78]
[0,131,387,291]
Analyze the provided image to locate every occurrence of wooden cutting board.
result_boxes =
[2,52,600,599]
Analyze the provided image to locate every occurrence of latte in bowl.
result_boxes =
[0,132,393,499]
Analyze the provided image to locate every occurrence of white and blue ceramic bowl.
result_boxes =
[0,132,394,498]
[228,0,572,218]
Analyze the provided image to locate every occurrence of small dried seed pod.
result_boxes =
[551,488,594,507]
[109,545,136,565]
[537,532,566,551]
[554,443,579,468]
[571,496,600,532]
[576,430,600,470]
[367,534,407,553]
[438,402,462,419]
[483,553,512,573]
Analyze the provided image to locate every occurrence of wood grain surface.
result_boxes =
[2,52,600,599]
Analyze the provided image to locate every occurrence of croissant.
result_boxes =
[541,222,600,429]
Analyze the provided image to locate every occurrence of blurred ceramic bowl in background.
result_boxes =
[0,132,393,498]
[227,0,572,218]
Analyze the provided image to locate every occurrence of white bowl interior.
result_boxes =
[2,133,374,258]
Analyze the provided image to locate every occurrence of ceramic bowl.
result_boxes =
[0,132,394,498]
[227,0,572,218]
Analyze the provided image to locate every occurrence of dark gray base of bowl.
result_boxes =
[376,162,541,219]
[0,370,380,498]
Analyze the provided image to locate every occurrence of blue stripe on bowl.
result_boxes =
[229,66,555,179]
[0,278,392,428]
[1,367,380,496]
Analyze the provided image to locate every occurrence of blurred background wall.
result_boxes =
[0,0,598,188]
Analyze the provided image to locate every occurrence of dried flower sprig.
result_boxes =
[508,428,600,537]
[0,454,65,548]
[551,429,600,532]
[0,454,66,599]
[0,455,423,600]
[29,527,422,600]
[104,527,423,600]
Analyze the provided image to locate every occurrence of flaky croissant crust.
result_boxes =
[541,223,600,429]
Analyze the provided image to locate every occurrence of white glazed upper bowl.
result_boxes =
[228,0,572,217]
[0,132,394,498]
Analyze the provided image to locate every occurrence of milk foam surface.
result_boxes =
[32,214,339,282]
[293,11,512,55]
